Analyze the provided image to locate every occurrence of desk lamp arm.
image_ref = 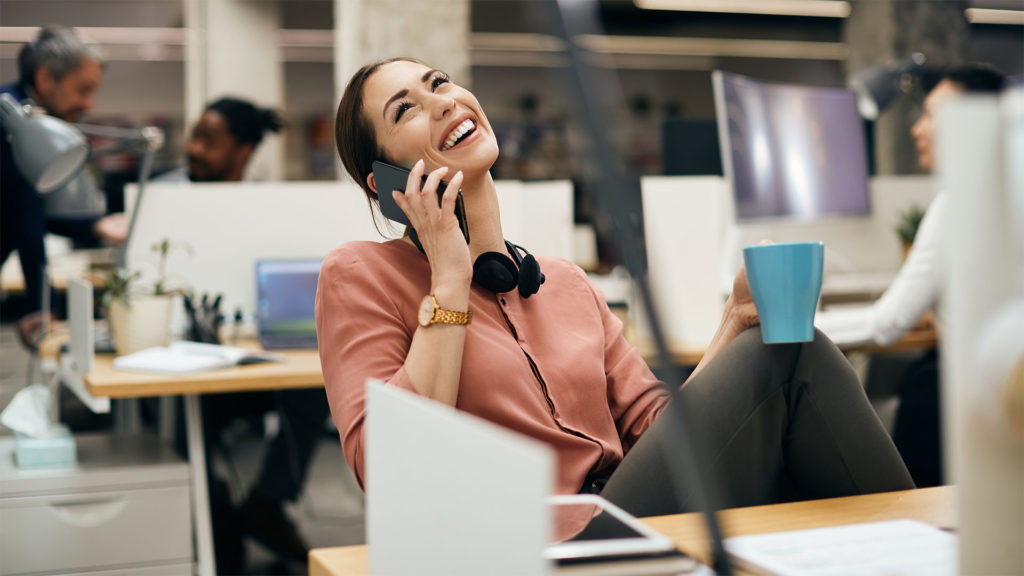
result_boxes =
[70,123,164,267]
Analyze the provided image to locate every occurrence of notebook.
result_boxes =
[255,259,322,350]
[113,341,282,375]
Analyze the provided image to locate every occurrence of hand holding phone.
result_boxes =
[372,160,469,243]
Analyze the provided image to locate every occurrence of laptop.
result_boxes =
[255,259,322,350]
[365,380,701,576]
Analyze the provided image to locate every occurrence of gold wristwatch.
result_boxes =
[418,294,472,327]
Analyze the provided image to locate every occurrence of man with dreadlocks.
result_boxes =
[158,96,282,183]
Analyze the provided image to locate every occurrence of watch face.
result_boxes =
[418,295,436,326]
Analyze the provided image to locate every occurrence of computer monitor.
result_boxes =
[713,70,871,221]
[255,259,321,350]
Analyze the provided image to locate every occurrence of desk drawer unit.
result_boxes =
[0,433,191,576]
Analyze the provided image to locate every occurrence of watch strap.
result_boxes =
[431,306,472,326]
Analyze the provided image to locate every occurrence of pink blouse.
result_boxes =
[315,239,670,495]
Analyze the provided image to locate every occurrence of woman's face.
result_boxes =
[911,79,963,173]
[361,60,499,182]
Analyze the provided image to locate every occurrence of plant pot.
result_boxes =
[901,242,913,263]
[108,295,174,355]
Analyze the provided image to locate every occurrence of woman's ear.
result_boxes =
[366,172,378,197]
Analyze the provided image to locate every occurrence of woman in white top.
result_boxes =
[818,65,1007,347]
[823,64,1006,488]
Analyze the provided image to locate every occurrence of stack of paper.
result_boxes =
[724,519,956,576]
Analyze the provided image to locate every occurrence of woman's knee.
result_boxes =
[801,329,856,378]
[726,327,853,395]
[692,327,798,400]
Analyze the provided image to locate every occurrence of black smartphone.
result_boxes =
[372,160,469,243]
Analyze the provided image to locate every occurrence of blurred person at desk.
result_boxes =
[817,64,1006,487]
[1,26,127,348]
[155,96,281,183]
[155,96,327,573]
[320,58,914,522]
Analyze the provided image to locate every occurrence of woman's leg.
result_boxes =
[892,350,943,487]
[601,328,914,518]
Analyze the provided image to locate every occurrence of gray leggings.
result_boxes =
[600,328,915,517]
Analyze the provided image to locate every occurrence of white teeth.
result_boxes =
[442,119,476,151]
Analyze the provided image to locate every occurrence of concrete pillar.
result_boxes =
[844,0,969,174]
[185,0,284,181]
[334,0,471,121]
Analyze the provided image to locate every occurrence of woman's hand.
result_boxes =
[391,159,471,293]
[391,160,472,407]
[684,265,761,385]
[724,265,760,336]
[93,213,128,244]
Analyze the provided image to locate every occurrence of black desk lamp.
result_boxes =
[546,0,734,573]
[848,52,928,119]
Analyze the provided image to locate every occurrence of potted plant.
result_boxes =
[104,239,188,355]
[895,204,926,262]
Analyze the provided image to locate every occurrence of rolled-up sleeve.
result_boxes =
[315,245,419,489]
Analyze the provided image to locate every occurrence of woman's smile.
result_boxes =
[439,117,478,152]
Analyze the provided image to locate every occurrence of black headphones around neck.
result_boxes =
[408,231,546,298]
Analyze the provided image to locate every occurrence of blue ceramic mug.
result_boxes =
[743,242,824,344]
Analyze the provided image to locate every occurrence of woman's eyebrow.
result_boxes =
[383,89,409,120]
[382,71,442,120]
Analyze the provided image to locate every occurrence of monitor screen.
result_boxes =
[713,71,870,221]
[256,259,321,341]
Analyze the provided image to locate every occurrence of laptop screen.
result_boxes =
[256,259,322,348]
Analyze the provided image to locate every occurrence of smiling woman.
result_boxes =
[315,58,915,521]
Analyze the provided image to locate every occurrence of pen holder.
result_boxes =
[183,292,224,344]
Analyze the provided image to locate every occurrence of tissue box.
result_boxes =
[15,426,77,468]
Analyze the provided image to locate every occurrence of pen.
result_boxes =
[183,294,199,342]
[233,308,243,345]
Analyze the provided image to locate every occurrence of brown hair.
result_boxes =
[335,57,419,210]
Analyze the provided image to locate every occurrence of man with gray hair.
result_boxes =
[2,25,126,348]
[13,25,104,123]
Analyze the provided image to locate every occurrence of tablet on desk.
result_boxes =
[547,494,701,574]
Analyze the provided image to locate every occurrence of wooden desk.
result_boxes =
[630,327,939,368]
[0,248,111,294]
[642,486,953,568]
[83,342,322,398]
[853,327,938,355]
[629,332,707,367]
[308,486,954,576]
[76,341,323,576]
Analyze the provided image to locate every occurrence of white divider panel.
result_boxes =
[639,176,727,347]
[494,179,527,247]
[125,181,385,317]
[496,179,574,262]
[521,180,574,261]
[940,93,1024,575]
[724,175,935,280]
[367,381,553,576]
